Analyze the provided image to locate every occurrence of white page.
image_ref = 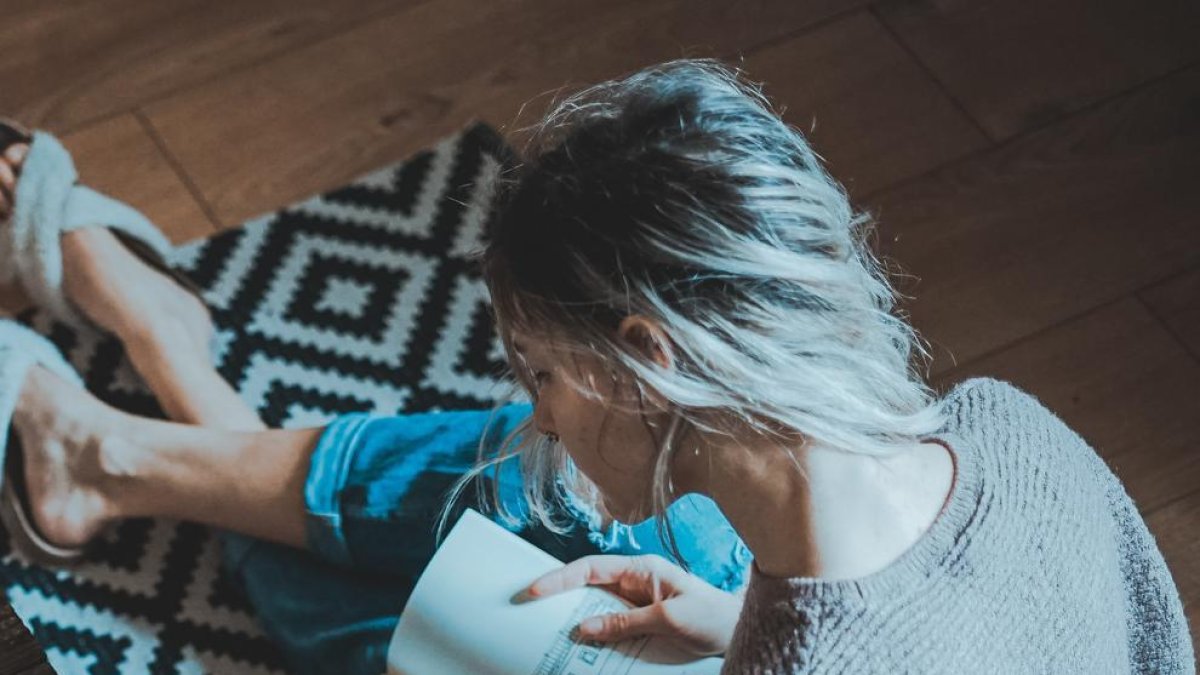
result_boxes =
[386,509,724,675]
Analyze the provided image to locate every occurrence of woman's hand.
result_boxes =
[524,554,743,656]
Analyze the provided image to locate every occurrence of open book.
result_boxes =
[386,509,725,674]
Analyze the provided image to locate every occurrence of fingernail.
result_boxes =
[579,617,603,635]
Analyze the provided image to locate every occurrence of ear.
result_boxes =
[617,315,675,371]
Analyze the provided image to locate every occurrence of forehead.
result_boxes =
[511,336,528,355]
[510,334,543,360]
[510,328,548,354]
[510,332,574,365]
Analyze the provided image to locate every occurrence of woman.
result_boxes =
[0,59,1192,674]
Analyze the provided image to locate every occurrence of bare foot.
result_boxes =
[10,365,129,550]
[0,139,213,363]
[0,141,29,222]
[61,228,213,363]
[4,131,261,430]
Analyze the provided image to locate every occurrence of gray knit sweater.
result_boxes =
[723,377,1194,674]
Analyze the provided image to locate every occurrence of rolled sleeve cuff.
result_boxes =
[303,412,375,567]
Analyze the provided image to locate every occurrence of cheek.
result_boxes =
[544,371,663,509]
[563,407,660,501]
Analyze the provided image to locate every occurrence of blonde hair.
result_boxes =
[437,58,947,563]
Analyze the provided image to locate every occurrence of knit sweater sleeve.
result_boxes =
[1106,472,1196,673]
[1000,382,1195,674]
[1081,437,1194,671]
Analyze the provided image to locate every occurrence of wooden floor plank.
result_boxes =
[874,0,1200,140]
[932,297,1200,515]
[1145,490,1200,661]
[0,0,420,133]
[739,11,988,196]
[3,0,1196,660]
[142,0,867,228]
[0,115,214,315]
[864,64,1200,375]
[60,115,216,244]
[1139,267,1200,361]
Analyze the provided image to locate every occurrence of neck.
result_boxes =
[677,431,955,580]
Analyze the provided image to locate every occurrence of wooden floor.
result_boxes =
[2,0,1198,659]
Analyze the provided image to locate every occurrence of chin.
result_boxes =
[602,496,652,526]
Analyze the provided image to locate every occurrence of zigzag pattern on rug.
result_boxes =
[1,122,517,674]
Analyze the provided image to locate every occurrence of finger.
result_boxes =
[528,555,640,598]
[577,604,669,642]
[529,554,689,601]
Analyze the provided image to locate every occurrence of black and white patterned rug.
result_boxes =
[1,121,520,673]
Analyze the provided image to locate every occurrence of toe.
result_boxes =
[0,159,14,193]
[4,142,29,166]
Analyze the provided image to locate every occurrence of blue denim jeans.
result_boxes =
[218,403,751,675]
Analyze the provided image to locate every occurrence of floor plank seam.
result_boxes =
[52,108,136,141]
[858,59,1200,203]
[1144,484,1200,519]
[133,110,224,234]
[1131,292,1200,366]
[867,4,995,144]
[51,2,426,139]
[1133,263,1200,300]
[984,56,1200,144]
[725,3,874,64]
[929,293,1134,382]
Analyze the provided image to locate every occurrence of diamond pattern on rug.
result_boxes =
[0,121,520,673]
